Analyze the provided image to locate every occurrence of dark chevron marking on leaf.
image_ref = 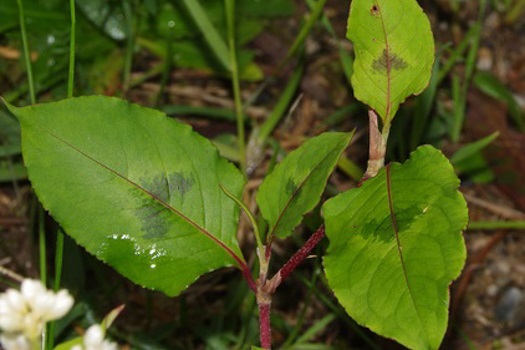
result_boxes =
[372,49,408,72]
[169,172,194,196]
[136,172,194,239]
[4,96,254,297]
[140,172,194,203]
[24,125,244,266]
[137,204,169,239]
[141,174,170,202]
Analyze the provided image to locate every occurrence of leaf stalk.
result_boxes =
[219,184,264,252]
[272,226,325,284]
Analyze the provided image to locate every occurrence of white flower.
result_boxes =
[0,289,26,332]
[71,324,118,350]
[0,279,74,342]
[21,280,73,321]
[0,332,31,350]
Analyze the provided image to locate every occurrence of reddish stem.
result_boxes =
[275,226,325,283]
[256,226,326,349]
[264,237,273,261]
[258,302,271,349]
[241,263,257,292]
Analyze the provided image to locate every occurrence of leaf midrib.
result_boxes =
[385,164,428,343]
[375,0,393,122]
[270,143,343,238]
[31,123,245,268]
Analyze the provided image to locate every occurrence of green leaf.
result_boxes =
[347,0,435,123]
[180,0,230,71]
[54,336,83,350]
[101,304,125,330]
[450,131,499,167]
[239,0,294,17]
[0,110,21,157]
[294,314,336,344]
[323,146,467,350]
[0,162,27,182]
[257,132,353,239]
[473,71,525,131]
[76,0,126,41]
[4,96,245,297]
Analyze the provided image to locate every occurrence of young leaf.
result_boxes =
[4,96,245,297]
[256,132,353,239]
[323,146,467,350]
[348,0,434,123]
[53,336,83,350]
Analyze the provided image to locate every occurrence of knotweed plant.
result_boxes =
[2,0,468,349]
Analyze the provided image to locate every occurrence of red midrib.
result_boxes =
[376,1,392,121]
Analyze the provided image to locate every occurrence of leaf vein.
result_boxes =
[38,124,244,268]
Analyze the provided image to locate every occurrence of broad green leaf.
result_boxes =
[347,0,434,123]
[257,132,353,239]
[4,96,245,297]
[323,146,467,350]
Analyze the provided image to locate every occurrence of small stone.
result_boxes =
[477,47,493,71]
[495,285,524,327]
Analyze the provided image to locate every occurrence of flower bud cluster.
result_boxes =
[0,279,119,350]
[71,324,118,350]
[0,279,73,349]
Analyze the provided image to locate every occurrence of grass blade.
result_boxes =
[180,0,230,71]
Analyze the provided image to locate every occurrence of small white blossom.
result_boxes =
[0,279,74,348]
[0,333,31,350]
[71,324,118,350]
[0,289,26,333]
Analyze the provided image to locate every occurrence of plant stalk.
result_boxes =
[274,226,325,284]
[257,244,273,349]
[38,208,47,350]
[38,209,46,287]
[255,226,327,349]
[242,263,257,292]
[225,0,247,175]
[67,0,76,98]
[122,0,135,95]
[16,0,35,104]
[258,302,272,349]
[468,220,525,230]
[220,184,264,252]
